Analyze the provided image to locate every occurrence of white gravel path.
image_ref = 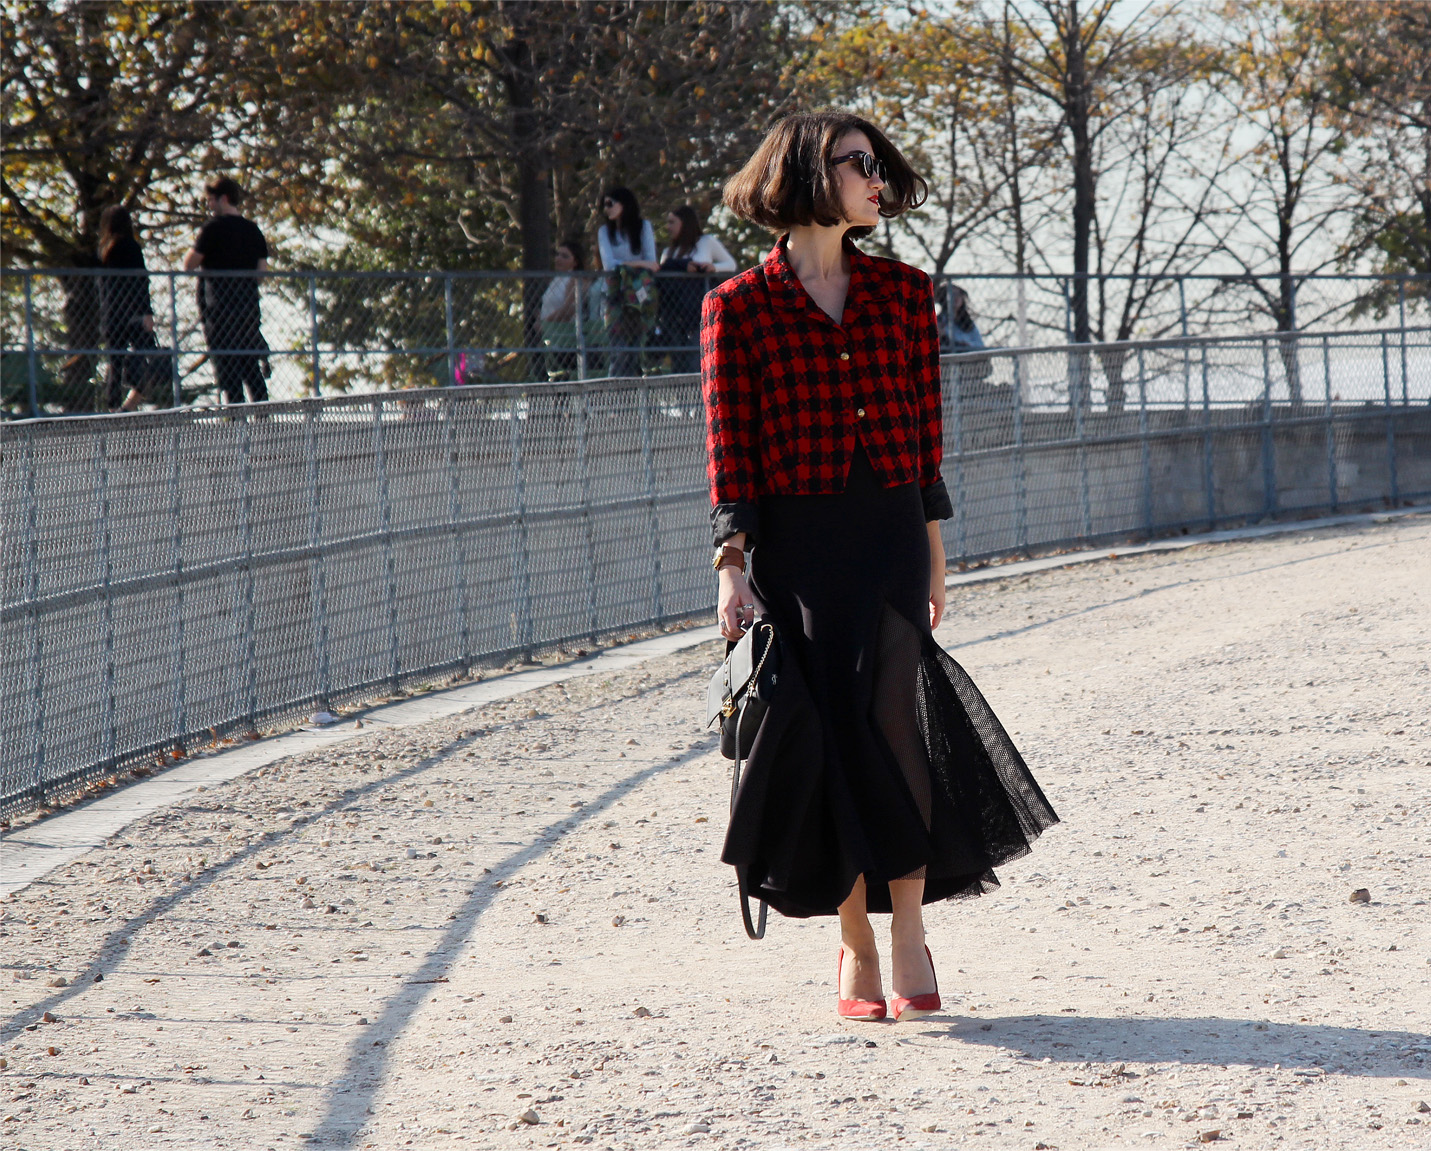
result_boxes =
[3,515,1428,1151]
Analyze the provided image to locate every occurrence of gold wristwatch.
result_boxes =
[712,544,746,573]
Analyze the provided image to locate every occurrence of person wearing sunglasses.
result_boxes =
[598,186,658,377]
[704,111,1058,1021]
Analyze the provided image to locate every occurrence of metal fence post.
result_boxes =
[1062,277,1073,344]
[170,273,182,408]
[948,364,967,560]
[372,398,401,689]
[441,395,472,671]
[237,416,258,733]
[944,279,957,349]
[1260,337,1276,517]
[95,431,117,770]
[1179,276,1191,410]
[1012,353,1029,554]
[444,274,456,387]
[1398,280,1408,405]
[575,278,589,382]
[1201,342,1215,528]
[1138,346,1153,537]
[309,275,322,396]
[509,392,533,656]
[24,274,39,418]
[639,380,663,618]
[1323,335,1337,513]
[168,423,187,753]
[305,403,332,707]
[1071,354,1092,541]
[576,383,599,642]
[23,427,45,802]
[1382,331,1398,505]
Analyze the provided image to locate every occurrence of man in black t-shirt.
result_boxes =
[183,177,270,404]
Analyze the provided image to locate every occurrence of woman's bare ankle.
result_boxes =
[840,927,878,960]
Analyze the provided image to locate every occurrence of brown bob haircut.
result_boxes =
[724,110,926,236]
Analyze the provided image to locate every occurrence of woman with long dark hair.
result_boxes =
[703,111,1058,1020]
[597,186,657,377]
[98,205,159,411]
[657,205,735,373]
[542,238,600,380]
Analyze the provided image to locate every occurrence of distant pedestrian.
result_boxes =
[541,239,596,380]
[657,205,736,373]
[941,284,991,386]
[943,284,986,354]
[97,205,160,411]
[598,187,657,377]
[183,177,270,404]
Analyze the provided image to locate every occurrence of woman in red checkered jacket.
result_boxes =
[702,111,1058,1021]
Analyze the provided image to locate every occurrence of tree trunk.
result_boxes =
[1097,345,1129,413]
[1060,1,1095,415]
[1066,1,1094,348]
[502,29,552,382]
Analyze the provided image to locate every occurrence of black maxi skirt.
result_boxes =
[721,447,1059,918]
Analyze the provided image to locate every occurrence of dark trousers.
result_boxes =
[211,350,269,404]
[204,307,268,403]
[106,326,160,408]
[607,312,646,378]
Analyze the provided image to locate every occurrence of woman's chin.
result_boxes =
[843,209,880,231]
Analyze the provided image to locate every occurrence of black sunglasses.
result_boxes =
[831,150,887,182]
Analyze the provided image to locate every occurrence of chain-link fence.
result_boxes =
[941,272,1431,350]
[4,268,1428,415]
[3,327,1429,817]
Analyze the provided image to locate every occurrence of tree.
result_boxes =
[964,0,1165,345]
[1081,31,1234,406]
[254,2,801,269]
[1213,0,1351,343]
[241,1,802,376]
[807,9,1012,274]
[2,1,240,405]
[1304,0,1431,312]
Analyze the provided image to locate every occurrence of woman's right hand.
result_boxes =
[717,567,756,641]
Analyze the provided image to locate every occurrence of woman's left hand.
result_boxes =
[927,521,946,630]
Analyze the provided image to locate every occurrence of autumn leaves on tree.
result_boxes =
[4,0,1426,307]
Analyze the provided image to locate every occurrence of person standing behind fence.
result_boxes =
[597,186,657,377]
[657,205,736,374]
[541,239,584,380]
[183,177,270,404]
[97,205,160,412]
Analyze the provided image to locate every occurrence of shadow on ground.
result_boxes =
[917,1014,1430,1078]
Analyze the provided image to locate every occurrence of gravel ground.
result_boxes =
[3,515,1429,1151]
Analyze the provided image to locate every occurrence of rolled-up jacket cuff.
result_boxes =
[711,500,760,547]
[920,478,953,522]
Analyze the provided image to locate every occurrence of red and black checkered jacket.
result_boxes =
[701,237,952,544]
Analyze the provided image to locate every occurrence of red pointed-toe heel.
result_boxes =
[836,947,887,1021]
[891,945,941,1022]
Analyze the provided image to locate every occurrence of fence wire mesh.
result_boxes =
[2,328,1428,817]
[3,268,1427,415]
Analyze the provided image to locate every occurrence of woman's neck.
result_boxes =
[785,225,849,282]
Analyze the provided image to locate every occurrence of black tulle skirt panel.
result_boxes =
[721,447,1059,919]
